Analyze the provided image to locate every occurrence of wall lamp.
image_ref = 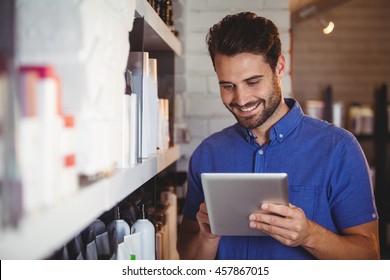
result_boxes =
[319,17,335,35]
[295,4,335,35]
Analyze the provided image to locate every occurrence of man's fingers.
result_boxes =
[261,203,303,218]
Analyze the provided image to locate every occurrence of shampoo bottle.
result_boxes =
[132,204,156,260]
[107,206,131,244]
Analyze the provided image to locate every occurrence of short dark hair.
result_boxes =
[206,12,282,72]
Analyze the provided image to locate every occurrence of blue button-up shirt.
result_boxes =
[183,98,378,259]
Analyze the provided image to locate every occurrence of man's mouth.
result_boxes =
[240,103,259,112]
[236,101,262,113]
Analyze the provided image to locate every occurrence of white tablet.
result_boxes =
[201,173,289,236]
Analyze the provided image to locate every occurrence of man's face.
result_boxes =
[214,52,283,130]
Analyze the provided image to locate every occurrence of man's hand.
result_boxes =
[178,203,221,259]
[249,203,312,247]
[196,202,221,240]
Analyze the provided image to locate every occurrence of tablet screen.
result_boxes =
[201,173,289,236]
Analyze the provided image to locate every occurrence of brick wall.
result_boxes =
[174,0,291,171]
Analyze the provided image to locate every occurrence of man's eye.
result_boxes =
[247,80,259,87]
[222,84,234,90]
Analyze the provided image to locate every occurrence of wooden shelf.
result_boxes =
[135,0,181,55]
[355,134,374,141]
[355,133,390,141]
[0,145,180,260]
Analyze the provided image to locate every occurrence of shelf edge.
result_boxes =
[0,145,181,259]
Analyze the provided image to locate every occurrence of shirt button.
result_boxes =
[258,150,264,155]
[279,133,284,138]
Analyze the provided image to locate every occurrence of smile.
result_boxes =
[239,102,261,112]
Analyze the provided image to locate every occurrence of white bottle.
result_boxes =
[107,207,131,244]
[132,204,156,260]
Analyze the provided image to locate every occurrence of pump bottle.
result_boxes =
[132,204,156,260]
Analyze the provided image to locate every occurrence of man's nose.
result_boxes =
[233,86,249,106]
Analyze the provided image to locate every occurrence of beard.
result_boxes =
[226,75,282,130]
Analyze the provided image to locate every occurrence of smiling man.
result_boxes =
[177,12,380,260]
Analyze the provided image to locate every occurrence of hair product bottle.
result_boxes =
[131,204,156,260]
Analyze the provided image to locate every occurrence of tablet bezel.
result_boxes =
[201,173,289,236]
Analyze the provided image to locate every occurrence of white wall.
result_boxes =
[173,0,291,171]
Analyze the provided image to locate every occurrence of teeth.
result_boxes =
[240,104,258,112]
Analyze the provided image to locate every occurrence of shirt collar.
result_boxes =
[236,98,304,143]
[271,98,303,143]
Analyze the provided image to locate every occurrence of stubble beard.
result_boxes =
[227,76,282,130]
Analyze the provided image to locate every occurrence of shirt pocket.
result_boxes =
[288,185,320,220]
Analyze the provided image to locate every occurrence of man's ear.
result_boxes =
[275,54,286,78]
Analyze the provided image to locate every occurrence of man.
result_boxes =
[177,12,380,260]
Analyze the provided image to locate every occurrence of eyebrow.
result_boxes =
[218,75,264,85]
